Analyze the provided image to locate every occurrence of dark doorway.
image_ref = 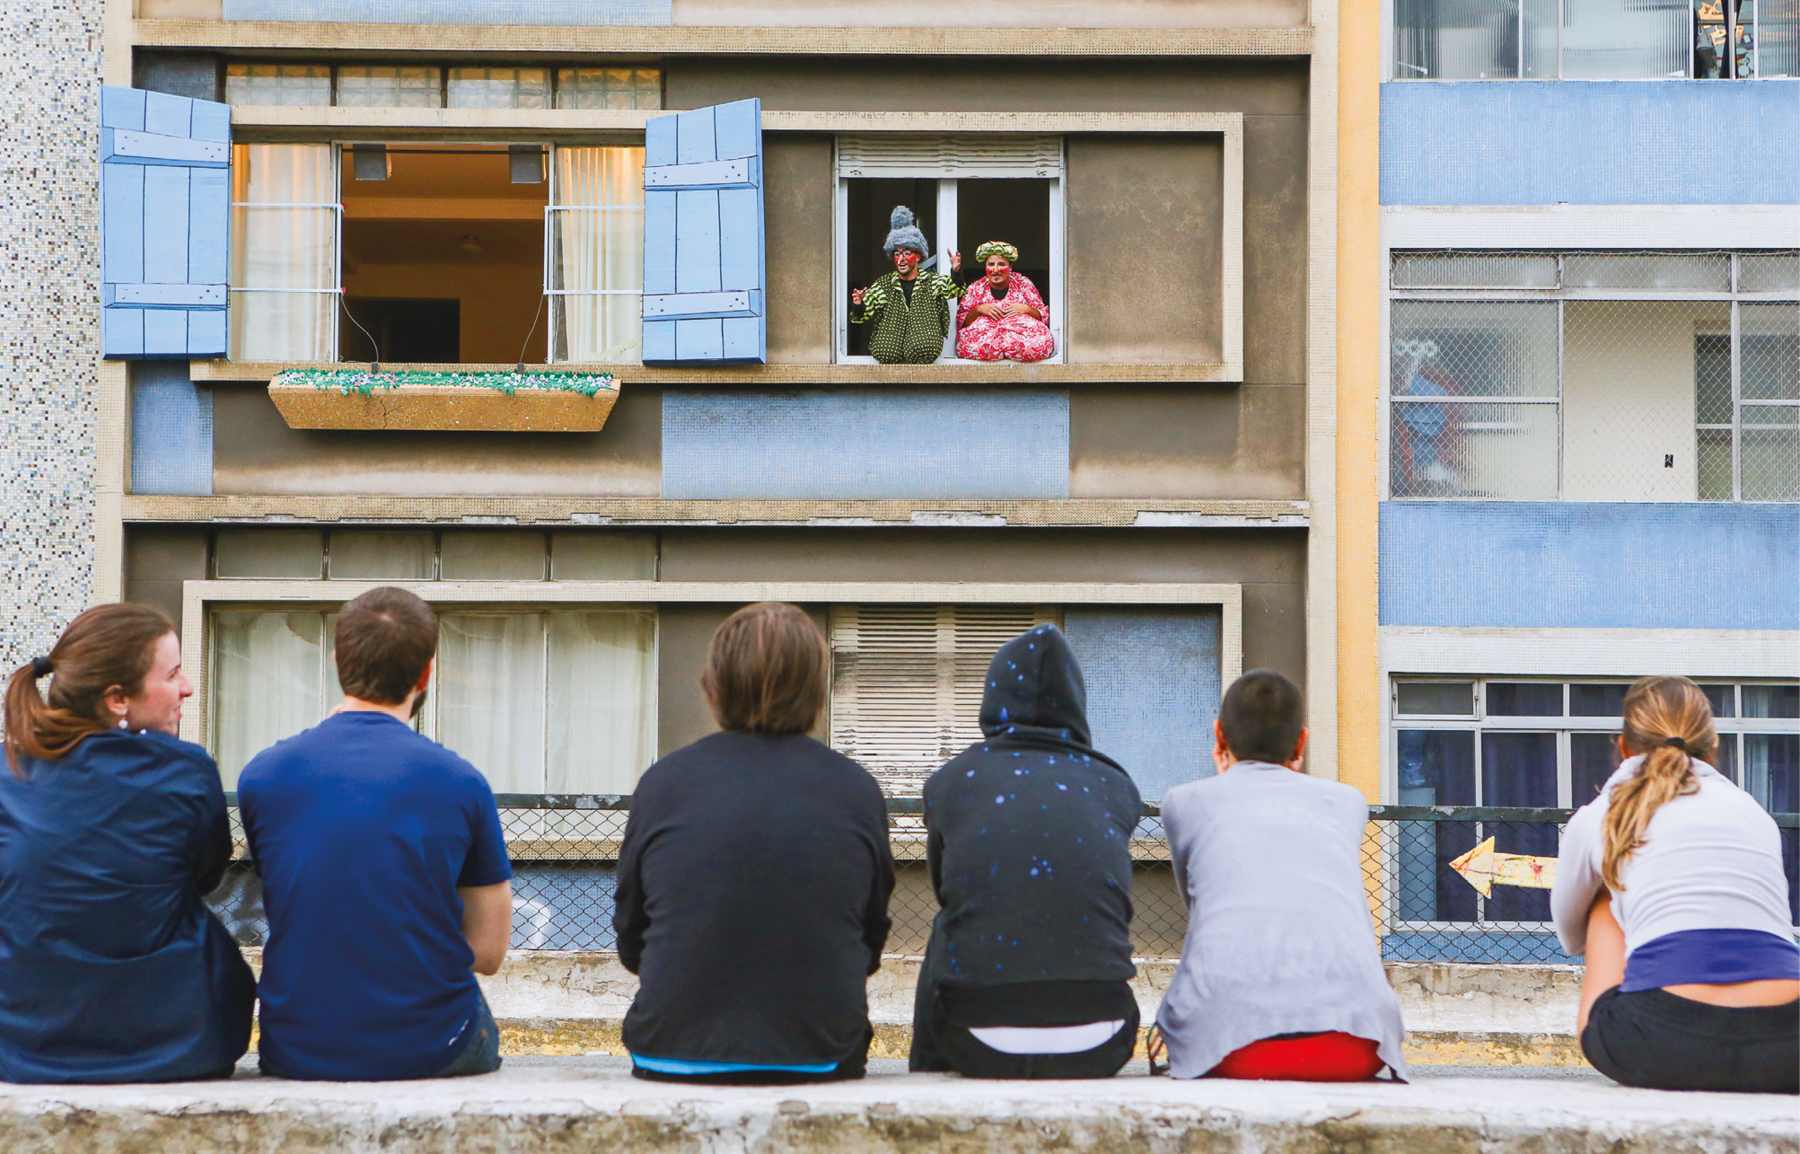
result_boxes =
[340,298,461,363]
[845,179,937,358]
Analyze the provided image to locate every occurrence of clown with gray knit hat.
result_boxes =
[851,206,963,365]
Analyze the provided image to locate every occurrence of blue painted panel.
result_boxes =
[1380,502,1800,629]
[104,309,144,359]
[101,162,145,285]
[190,100,230,144]
[100,85,145,131]
[187,310,227,357]
[641,99,765,366]
[143,310,188,356]
[223,0,672,24]
[131,362,212,495]
[1382,81,1800,205]
[142,166,190,284]
[188,167,229,286]
[662,390,1070,499]
[1063,608,1223,802]
[674,190,721,293]
[143,91,191,138]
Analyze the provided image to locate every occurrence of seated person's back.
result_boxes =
[0,605,255,1084]
[239,588,512,1081]
[909,624,1142,1079]
[1156,670,1407,1081]
[615,603,894,1083]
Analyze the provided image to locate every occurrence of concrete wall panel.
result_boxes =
[672,0,1307,28]
[124,526,211,638]
[1070,384,1305,498]
[763,134,835,364]
[1066,135,1224,364]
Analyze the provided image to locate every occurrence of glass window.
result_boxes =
[225,63,331,106]
[440,532,547,580]
[229,144,339,363]
[212,611,333,785]
[1563,252,1732,291]
[549,532,657,580]
[1393,0,1525,78]
[549,147,646,364]
[1569,683,1630,716]
[1745,683,1800,718]
[1701,683,1737,717]
[1390,252,1559,289]
[336,65,442,109]
[1488,682,1563,716]
[1570,731,1620,805]
[447,67,550,110]
[215,529,324,578]
[1395,729,1478,923]
[1561,0,1692,77]
[555,68,662,110]
[1397,681,1477,716]
[328,530,435,580]
[1740,252,1800,292]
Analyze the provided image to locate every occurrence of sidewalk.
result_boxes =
[0,1061,1790,1154]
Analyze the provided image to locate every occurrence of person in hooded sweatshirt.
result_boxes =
[909,623,1142,1078]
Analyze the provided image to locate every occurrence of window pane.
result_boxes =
[440,531,545,580]
[438,614,546,793]
[1396,729,1478,923]
[555,67,662,110]
[447,67,549,109]
[1570,732,1621,806]
[1397,681,1477,716]
[329,530,435,579]
[1560,0,1691,78]
[550,146,646,364]
[1391,252,1558,289]
[1488,682,1562,716]
[215,529,323,578]
[1744,684,1800,718]
[336,65,442,109]
[225,63,330,106]
[1562,252,1731,291]
[546,610,657,794]
[1523,0,1561,73]
[1744,734,1799,812]
[1757,0,1800,78]
[1741,304,1800,400]
[1564,301,1729,501]
[1716,731,1738,782]
[1482,731,1557,921]
[213,611,324,787]
[1740,252,1800,291]
[1391,401,1560,499]
[229,144,338,362]
[1700,683,1735,717]
[1393,0,1522,78]
[549,532,657,580]
[1569,683,1630,716]
[1392,301,1560,397]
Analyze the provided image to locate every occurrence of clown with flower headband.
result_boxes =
[955,240,1054,363]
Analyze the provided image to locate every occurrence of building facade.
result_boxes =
[1343,0,1799,958]
[0,1,1343,950]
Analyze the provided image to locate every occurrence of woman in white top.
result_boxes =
[1551,676,1797,1094]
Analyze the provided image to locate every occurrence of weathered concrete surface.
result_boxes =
[0,1069,1788,1154]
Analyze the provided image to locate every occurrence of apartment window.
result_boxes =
[548,146,646,363]
[210,605,657,794]
[1388,250,1799,501]
[1394,0,1798,78]
[834,135,1064,364]
[1393,677,1799,924]
[229,144,340,362]
[828,604,1059,795]
[224,63,662,110]
[210,527,658,581]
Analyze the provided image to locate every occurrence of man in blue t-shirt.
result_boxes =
[240,587,513,1081]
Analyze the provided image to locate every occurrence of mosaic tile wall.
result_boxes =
[0,0,103,667]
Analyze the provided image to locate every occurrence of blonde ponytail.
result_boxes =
[1600,676,1716,890]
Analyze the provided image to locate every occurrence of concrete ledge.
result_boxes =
[0,1069,1790,1153]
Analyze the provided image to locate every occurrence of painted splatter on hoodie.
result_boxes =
[916,623,1141,997]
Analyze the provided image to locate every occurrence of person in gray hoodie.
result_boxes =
[1154,670,1408,1081]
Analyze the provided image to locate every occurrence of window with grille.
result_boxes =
[827,604,1059,795]
[210,605,657,794]
[1389,250,1799,501]
[225,63,662,110]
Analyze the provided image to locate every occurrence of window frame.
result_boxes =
[1384,249,1799,502]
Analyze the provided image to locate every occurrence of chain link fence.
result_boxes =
[210,797,1798,964]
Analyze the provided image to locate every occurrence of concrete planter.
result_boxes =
[268,370,619,432]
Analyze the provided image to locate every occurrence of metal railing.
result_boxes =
[211,797,1800,964]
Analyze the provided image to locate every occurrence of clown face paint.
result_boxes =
[893,248,922,278]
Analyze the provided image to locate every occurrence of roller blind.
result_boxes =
[835,134,1062,179]
[828,603,1058,795]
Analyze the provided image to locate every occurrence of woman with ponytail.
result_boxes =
[1551,676,1797,1093]
[0,604,254,1083]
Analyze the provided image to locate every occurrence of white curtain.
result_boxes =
[437,614,547,794]
[546,610,657,794]
[212,611,325,788]
[230,143,337,361]
[552,147,644,363]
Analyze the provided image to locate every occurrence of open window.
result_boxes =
[833,135,1064,364]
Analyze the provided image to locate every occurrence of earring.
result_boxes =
[117,718,129,729]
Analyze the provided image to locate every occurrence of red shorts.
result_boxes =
[1206,1031,1385,1082]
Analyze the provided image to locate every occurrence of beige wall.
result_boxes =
[764,135,836,365]
[672,0,1307,28]
[1562,300,1719,502]
[1070,385,1304,498]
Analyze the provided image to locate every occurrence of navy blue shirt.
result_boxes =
[239,712,513,1081]
[0,730,255,1083]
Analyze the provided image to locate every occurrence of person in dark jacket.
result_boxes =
[614,602,895,1083]
[909,623,1142,1078]
[0,604,255,1084]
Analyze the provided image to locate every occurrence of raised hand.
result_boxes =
[851,287,864,306]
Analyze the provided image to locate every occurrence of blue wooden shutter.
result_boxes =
[641,99,765,365]
[100,85,231,359]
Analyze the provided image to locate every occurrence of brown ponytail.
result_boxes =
[4,603,177,778]
[1600,676,1717,889]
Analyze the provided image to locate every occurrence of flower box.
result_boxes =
[267,369,620,432]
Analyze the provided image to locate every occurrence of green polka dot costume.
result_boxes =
[853,271,964,364]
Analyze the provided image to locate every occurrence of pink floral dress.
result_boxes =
[956,273,1054,362]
